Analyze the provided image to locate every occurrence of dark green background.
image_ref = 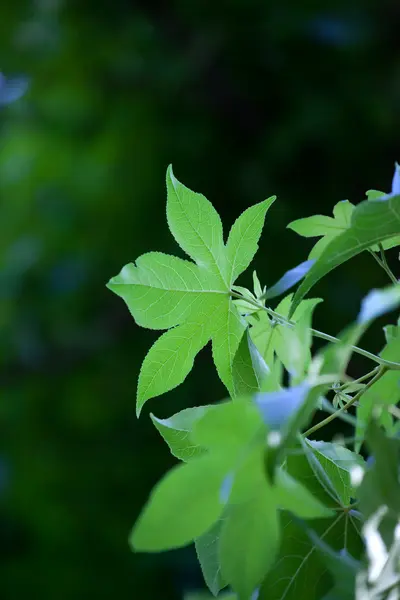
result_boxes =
[0,1,398,598]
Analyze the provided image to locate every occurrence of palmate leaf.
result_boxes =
[259,512,362,600]
[107,166,275,414]
[289,194,400,318]
[259,441,364,600]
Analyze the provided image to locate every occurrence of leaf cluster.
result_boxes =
[108,164,400,600]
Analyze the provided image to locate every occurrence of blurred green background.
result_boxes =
[0,1,399,598]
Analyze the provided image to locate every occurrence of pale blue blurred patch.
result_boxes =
[0,73,29,106]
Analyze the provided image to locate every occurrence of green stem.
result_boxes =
[303,365,388,437]
[369,246,398,285]
[230,291,400,370]
[335,366,380,391]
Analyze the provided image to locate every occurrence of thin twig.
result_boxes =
[303,365,388,437]
[334,366,380,391]
[230,290,400,370]
[368,246,398,285]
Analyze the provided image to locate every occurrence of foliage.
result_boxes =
[3,2,400,599]
[109,164,400,599]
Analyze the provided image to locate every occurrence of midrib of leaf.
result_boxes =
[172,190,228,288]
[227,205,265,286]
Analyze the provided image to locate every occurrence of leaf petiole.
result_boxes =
[230,290,400,370]
[368,245,398,285]
[303,365,388,437]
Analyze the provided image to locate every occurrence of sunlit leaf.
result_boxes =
[109,167,273,411]
[137,319,213,415]
[289,194,400,317]
[225,197,275,285]
[166,165,227,284]
[287,200,355,261]
[107,252,226,330]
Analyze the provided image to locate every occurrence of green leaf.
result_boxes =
[249,294,322,384]
[290,194,400,317]
[302,439,357,506]
[166,165,227,284]
[137,319,213,415]
[307,440,365,498]
[212,299,251,397]
[301,526,360,600]
[225,197,275,285]
[150,406,213,461]
[273,302,319,384]
[195,517,227,597]
[219,485,280,599]
[249,311,275,368]
[359,419,400,521]
[247,331,270,387]
[273,467,334,519]
[308,440,365,473]
[109,167,273,412]
[184,592,236,600]
[259,511,362,600]
[192,399,264,454]
[286,440,352,508]
[287,214,345,238]
[107,252,226,330]
[253,270,263,299]
[130,455,227,552]
[287,200,355,261]
[366,189,386,200]
[260,440,364,600]
[226,445,267,505]
[230,328,260,395]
